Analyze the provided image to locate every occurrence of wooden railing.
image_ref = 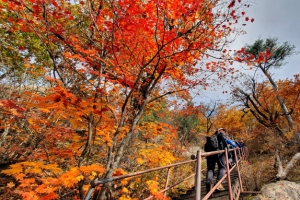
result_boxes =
[84,147,247,200]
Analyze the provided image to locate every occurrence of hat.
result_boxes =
[218,128,227,132]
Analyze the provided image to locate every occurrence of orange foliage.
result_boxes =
[2,161,105,199]
[0,0,252,198]
[213,104,257,139]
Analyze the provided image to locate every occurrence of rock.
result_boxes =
[253,180,300,200]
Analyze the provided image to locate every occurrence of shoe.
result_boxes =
[216,184,225,191]
[205,182,212,193]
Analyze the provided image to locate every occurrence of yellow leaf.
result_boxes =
[119,195,132,200]
[2,167,23,175]
[129,182,135,189]
[121,187,129,194]
[146,180,160,195]
[121,179,128,186]
[27,118,34,125]
[9,108,19,116]
[136,158,144,165]
[25,167,42,174]
[76,175,84,182]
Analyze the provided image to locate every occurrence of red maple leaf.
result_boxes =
[228,0,235,8]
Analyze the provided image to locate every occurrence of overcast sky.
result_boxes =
[196,0,300,103]
[234,0,300,80]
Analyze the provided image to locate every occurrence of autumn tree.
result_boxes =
[170,101,200,148]
[212,103,256,139]
[197,102,217,135]
[0,0,253,199]
[233,38,300,179]
[234,38,299,139]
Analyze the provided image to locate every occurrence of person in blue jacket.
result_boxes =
[225,135,237,166]
[226,137,237,148]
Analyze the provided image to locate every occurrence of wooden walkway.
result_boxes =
[172,169,240,200]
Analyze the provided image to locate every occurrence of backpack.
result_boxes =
[204,134,219,152]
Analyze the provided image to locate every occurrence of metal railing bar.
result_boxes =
[225,148,233,200]
[201,149,225,157]
[234,148,244,193]
[163,167,171,197]
[234,188,241,200]
[195,150,202,200]
[91,159,195,186]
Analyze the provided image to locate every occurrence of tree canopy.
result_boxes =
[0,0,259,199]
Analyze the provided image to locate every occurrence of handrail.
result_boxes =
[84,147,247,200]
[84,159,198,200]
[91,159,195,186]
[201,147,246,200]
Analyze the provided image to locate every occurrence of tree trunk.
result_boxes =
[259,64,300,145]
[78,116,93,167]
[261,65,294,127]
[275,150,300,180]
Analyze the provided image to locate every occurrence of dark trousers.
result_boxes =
[206,153,226,184]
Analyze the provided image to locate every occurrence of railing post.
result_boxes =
[234,148,243,193]
[225,148,233,200]
[195,150,202,200]
[163,167,171,198]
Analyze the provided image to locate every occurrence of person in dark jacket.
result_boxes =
[205,128,228,193]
